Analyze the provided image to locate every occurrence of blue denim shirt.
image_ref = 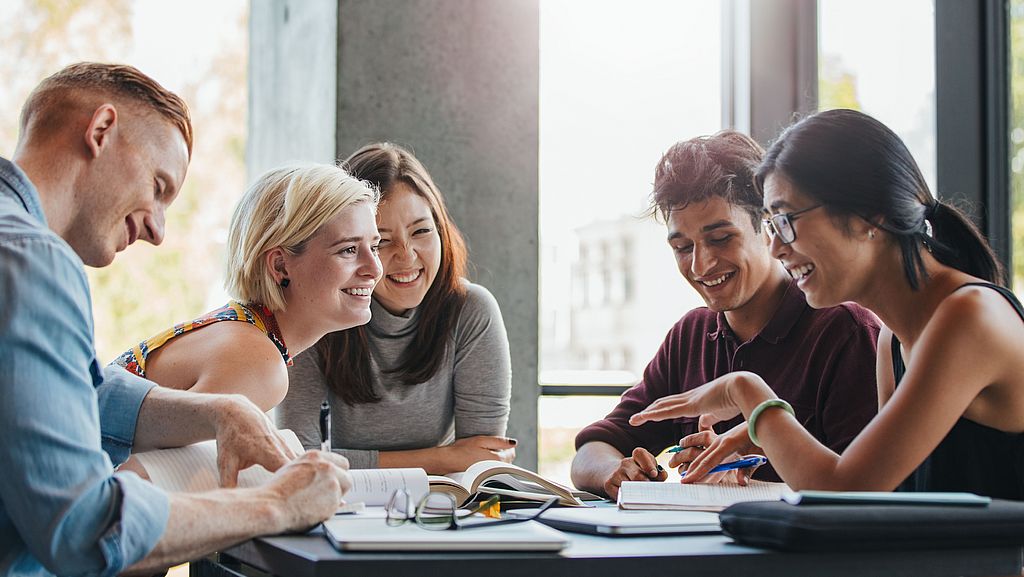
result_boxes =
[0,157,170,576]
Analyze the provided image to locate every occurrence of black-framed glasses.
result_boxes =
[763,204,822,244]
[385,489,558,531]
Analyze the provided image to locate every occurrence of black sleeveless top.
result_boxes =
[892,282,1024,499]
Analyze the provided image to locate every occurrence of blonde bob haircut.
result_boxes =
[225,163,379,311]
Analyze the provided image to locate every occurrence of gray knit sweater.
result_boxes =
[277,281,511,468]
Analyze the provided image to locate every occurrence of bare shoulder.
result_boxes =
[933,284,1024,339]
[150,320,289,410]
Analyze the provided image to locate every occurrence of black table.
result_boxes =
[190,525,1024,577]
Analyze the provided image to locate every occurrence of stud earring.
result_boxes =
[868,230,876,240]
[280,278,290,288]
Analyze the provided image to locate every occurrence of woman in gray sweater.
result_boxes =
[278,143,514,474]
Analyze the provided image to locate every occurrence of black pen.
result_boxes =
[319,400,331,452]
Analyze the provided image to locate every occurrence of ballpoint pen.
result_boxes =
[680,455,768,477]
[319,400,331,452]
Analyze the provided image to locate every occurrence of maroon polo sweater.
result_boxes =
[575,280,881,482]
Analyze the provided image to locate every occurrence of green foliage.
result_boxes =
[1011,1,1024,289]
[0,0,248,362]
[818,54,862,112]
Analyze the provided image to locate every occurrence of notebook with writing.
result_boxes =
[617,480,789,512]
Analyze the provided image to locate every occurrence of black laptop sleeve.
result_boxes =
[719,499,1024,551]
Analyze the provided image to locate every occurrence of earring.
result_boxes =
[868,230,876,240]
[280,278,290,288]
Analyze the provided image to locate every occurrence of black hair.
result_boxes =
[755,108,1004,289]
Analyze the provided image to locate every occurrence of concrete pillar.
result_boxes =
[250,0,541,469]
[248,0,338,183]
[335,0,540,469]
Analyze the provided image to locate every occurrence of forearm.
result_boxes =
[570,442,625,497]
[378,446,452,475]
[732,374,842,490]
[133,387,245,452]
[124,488,283,575]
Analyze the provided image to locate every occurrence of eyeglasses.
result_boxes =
[385,489,558,531]
[762,204,822,244]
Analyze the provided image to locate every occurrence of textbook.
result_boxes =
[429,460,598,507]
[131,438,594,508]
[130,431,426,509]
[617,480,790,512]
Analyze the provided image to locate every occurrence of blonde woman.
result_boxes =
[113,163,382,411]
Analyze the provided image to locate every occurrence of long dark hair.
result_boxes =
[319,143,468,404]
[755,108,1004,289]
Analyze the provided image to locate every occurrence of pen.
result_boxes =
[319,400,331,452]
[681,456,768,477]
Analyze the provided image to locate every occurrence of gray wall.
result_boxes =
[250,0,541,468]
[335,0,540,469]
[248,0,339,182]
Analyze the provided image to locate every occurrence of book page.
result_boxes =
[132,430,305,493]
[618,481,789,511]
[346,468,429,506]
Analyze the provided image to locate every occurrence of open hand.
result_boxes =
[629,372,759,427]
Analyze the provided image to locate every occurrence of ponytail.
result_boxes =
[926,200,1005,286]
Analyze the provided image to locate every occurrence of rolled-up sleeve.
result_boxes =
[0,234,169,576]
[98,365,158,466]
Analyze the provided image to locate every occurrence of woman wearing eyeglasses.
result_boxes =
[631,109,1024,499]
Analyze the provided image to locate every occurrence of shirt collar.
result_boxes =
[708,279,806,345]
[0,156,46,226]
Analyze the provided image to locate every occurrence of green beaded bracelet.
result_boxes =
[747,398,795,448]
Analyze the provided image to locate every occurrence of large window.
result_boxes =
[0,0,249,365]
[818,0,937,191]
[538,0,722,482]
[1012,0,1024,291]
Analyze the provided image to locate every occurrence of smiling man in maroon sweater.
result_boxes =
[570,131,880,499]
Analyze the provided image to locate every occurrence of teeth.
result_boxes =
[789,263,815,280]
[344,287,372,296]
[389,271,420,283]
[700,273,731,287]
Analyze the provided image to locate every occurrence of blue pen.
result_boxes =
[681,456,768,477]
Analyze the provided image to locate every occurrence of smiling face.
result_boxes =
[667,196,781,314]
[68,116,189,267]
[280,201,383,331]
[763,172,876,308]
[373,182,442,315]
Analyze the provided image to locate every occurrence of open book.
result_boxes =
[617,480,790,512]
[131,431,427,511]
[428,460,599,507]
[131,436,595,508]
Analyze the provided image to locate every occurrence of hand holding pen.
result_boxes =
[674,454,767,477]
[667,421,764,484]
